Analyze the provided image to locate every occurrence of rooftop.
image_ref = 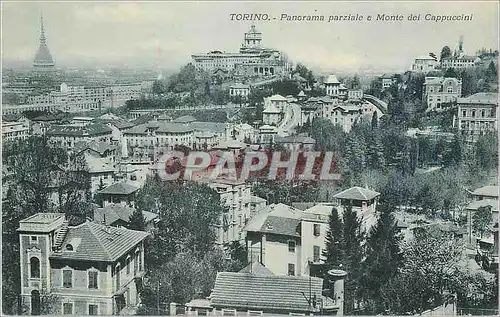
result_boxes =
[325,75,340,84]
[466,199,499,212]
[457,93,498,105]
[50,221,149,262]
[173,115,197,123]
[46,123,112,137]
[333,186,380,201]
[472,185,499,198]
[244,203,302,237]
[98,182,139,195]
[211,271,324,313]
[94,205,158,226]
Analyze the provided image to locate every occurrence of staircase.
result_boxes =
[53,220,69,250]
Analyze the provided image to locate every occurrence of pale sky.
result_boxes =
[1,1,499,73]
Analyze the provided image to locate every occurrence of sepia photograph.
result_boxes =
[1,1,499,316]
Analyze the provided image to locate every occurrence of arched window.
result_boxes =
[30,257,40,278]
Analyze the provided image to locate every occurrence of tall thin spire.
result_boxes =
[33,13,55,71]
[40,14,46,44]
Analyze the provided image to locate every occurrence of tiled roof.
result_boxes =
[211,272,324,312]
[74,141,117,156]
[457,93,498,105]
[124,122,193,135]
[244,203,302,237]
[229,83,250,89]
[2,114,24,122]
[98,182,139,195]
[466,199,499,212]
[46,123,112,137]
[472,185,499,198]
[95,118,135,130]
[275,135,316,144]
[190,121,228,133]
[94,205,158,226]
[269,94,287,101]
[50,221,149,262]
[325,75,340,84]
[132,114,157,125]
[333,186,380,201]
[173,115,197,123]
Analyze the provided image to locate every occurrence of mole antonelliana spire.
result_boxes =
[33,14,55,72]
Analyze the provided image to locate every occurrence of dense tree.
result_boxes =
[359,204,402,314]
[380,227,496,314]
[135,176,224,268]
[323,208,344,269]
[128,209,147,231]
[472,206,493,238]
[474,132,498,171]
[2,136,91,314]
[440,46,452,61]
[341,203,365,314]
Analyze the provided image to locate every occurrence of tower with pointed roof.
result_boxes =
[33,15,55,72]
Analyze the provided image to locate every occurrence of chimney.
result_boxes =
[326,269,347,315]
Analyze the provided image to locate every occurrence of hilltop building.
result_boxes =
[191,25,291,80]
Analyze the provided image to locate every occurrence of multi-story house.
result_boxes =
[208,178,254,246]
[244,203,331,277]
[123,122,194,151]
[46,124,114,151]
[380,74,398,90]
[455,92,498,141]
[229,83,250,99]
[441,55,480,70]
[324,75,345,97]
[423,77,462,111]
[18,213,149,315]
[411,55,438,73]
[2,116,30,142]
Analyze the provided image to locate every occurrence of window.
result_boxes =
[63,269,72,288]
[313,224,320,237]
[462,110,466,117]
[88,304,98,315]
[30,236,38,243]
[288,240,296,253]
[447,87,453,93]
[288,263,295,276]
[472,110,476,117]
[88,271,98,289]
[313,246,321,262]
[126,256,131,275]
[30,257,40,278]
[63,303,73,315]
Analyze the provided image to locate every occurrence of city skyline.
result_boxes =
[1,1,499,73]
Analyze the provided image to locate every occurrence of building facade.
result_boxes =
[18,213,148,315]
[411,55,438,73]
[423,77,462,111]
[191,25,290,79]
[455,92,498,141]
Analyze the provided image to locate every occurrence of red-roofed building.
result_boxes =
[18,213,149,315]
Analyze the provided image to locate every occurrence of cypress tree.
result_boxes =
[359,203,402,314]
[323,207,344,269]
